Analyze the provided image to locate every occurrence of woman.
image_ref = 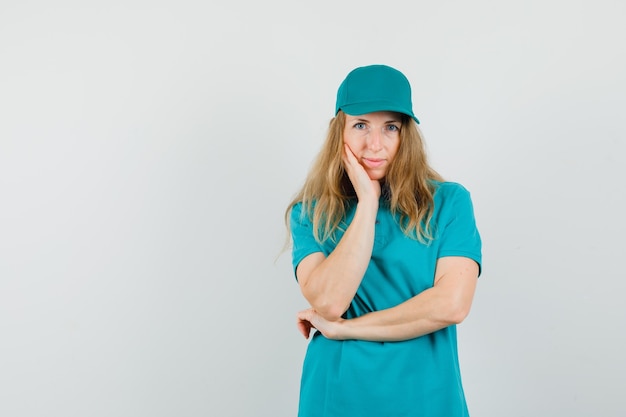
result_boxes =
[285,64,482,417]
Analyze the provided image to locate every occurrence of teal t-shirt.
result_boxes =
[290,182,482,417]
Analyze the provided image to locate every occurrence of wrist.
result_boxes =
[332,318,352,341]
[325,318,349,340]
[355,198,379,218]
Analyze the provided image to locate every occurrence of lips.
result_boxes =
[361,158,385,169]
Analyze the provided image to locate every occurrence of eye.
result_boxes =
[354,123,367,130]
[386,124,400,132]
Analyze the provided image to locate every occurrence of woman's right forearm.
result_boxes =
[299,200,378,320]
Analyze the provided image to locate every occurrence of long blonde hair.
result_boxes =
[285,111,443,244]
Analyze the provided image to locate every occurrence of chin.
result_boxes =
[366,171,386,181]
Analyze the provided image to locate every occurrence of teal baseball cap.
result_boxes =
[335,64,419,124]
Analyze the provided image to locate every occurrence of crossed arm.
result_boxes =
[296,255,478,342]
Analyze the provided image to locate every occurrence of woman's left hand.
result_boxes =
[297,308,345,340]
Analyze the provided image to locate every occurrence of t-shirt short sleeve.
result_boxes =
[436,184,483,275]
[290,203,325,279]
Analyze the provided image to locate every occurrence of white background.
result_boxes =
[1,1,625,416]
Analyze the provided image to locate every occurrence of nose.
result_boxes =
[367,128,383,152]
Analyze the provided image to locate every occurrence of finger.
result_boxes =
[296,310,314,337]
[296,319,312,339]
[296,320,307,338]
[342,146,364,182]
[297,309,313,321]
[343,144,359,167]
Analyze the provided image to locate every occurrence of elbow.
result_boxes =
[438,294,472,325]
[445,303,472,325]
[301,291,346,321]
[438,288,474,325]
[311,300,346,322]
[300,284,347,321]
[448,309,469,325]
[321,305,346,322]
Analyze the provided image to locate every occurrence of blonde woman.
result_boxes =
[286,64,482,417]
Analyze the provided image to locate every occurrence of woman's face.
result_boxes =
[343,111,402,180]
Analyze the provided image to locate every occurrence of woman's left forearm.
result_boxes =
[337,258,479,342]
[337,287,460,341]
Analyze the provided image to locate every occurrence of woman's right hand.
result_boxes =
[343,144,381,203]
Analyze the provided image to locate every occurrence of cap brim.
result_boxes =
[340,102,420,124]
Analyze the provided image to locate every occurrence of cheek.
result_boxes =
[342,133,360,150]
[388,140,401,159]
